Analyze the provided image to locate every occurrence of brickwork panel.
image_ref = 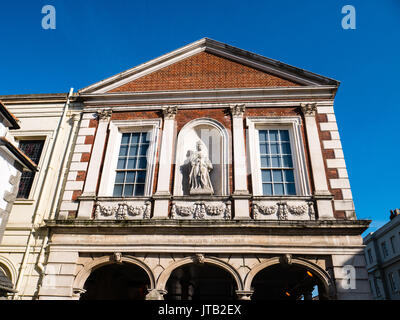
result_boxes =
[110,52,300,93]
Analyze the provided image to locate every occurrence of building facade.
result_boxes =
[364,210,400,300]
[0,92,79,299]
[1,39,371,300]
[0,101,37,297]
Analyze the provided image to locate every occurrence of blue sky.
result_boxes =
[1,0,399,235]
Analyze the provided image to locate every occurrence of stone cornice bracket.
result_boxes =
[230,104,246,117]
[300,103,317,116]
[96,108,113,121]
[162,106,178,120]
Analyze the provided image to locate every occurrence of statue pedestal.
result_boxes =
[189,189,213,195]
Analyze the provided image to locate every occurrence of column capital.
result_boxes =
[162,106,178,120]
[300,103,317,116]
[230,104,246,117]
[96,108,112,121]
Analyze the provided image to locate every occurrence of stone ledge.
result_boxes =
[44,219,371,236]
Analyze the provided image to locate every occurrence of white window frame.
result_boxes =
[98,119,161,197]
[246,116,310,197]
[11,130,52,202]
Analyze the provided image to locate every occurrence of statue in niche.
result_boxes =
[188,141,214,195]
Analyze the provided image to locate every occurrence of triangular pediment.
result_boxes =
[80,38,338,94]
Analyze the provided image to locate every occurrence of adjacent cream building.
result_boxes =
[364,210,400,300]
[0,39,372,300]
[0,91,80,299]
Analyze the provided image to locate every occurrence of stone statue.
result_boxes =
[189,141,214,195]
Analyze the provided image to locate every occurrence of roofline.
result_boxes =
[363,214,400,243]
[203,38,340,86]
[0,93,69,104]
[0,101,20,129]
[79,37,340,94]
[0,137,38,172]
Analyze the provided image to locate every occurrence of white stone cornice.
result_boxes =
[79,86,337,107]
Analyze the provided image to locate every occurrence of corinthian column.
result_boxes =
[230,104,250,219]
[153,106,177,218]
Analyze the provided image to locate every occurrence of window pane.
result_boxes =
[115,172,125,184]
[259,143,269,155]
[262,183,273,195]
[279,130,289,142]
[127,158,137,169]
[272,170,283,182]
[286,183,296,195]
[139,144,149,156]
[281,155,293,167]
[261,170,271,182]
[281,143,291,154]
[260,156,270,167]
[117,158,126,169]
[126,172,136,183]
[284,170,294,183]
[130,133,140,144]
[128,145,138,157]
[258,129,297,196]
[136,171,146,183]
[114,131,150,198]
[271,156,280,167]
[17,140,44,199]
[259,130,268,142]
[124,184,134,197]
[269,130,279,141]
[119,145,128,157]
[140,132,149,142]
[270,143,279,154]
[113,185,123,197]
[137,157,147,169]
[135,184,145,196]
[121,133,130,145]
[274,183,284,195]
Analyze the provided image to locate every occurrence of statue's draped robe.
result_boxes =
[189,150,214,194]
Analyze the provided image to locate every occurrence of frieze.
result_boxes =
[253,200,315,220]
[94,201,151,220]
[171,201,231,220]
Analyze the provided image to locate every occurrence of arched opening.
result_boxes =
[251,263,329,300]
[165,263,237,300]
[80,262,150,300]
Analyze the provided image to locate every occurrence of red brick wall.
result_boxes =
[110,52,300,93]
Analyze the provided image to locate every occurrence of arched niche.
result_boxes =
[173,118,229,196]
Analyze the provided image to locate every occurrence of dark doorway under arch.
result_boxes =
[251,264,329,300]
[80,262,150,300]
[165,263,237,300]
